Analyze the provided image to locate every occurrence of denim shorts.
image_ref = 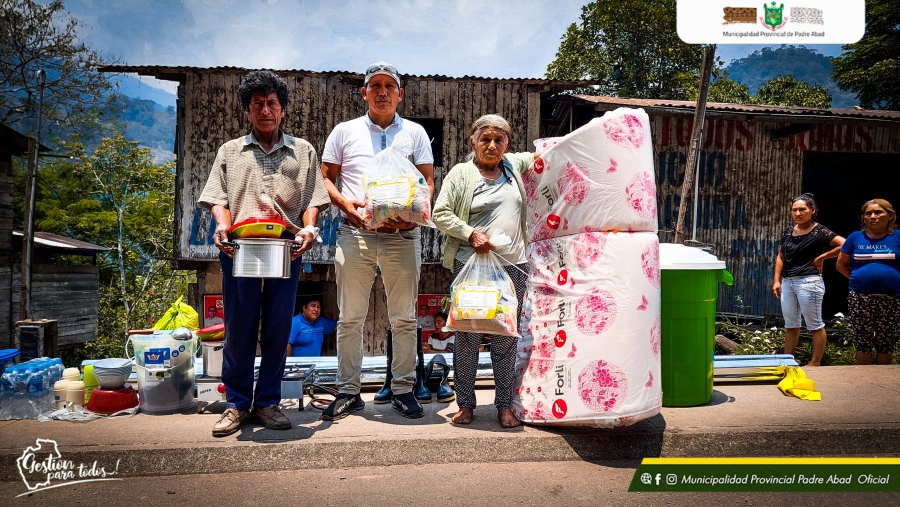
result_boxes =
[780,275,825,330]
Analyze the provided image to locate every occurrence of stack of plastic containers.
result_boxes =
[512,108,662,427]
[0,357,63,419]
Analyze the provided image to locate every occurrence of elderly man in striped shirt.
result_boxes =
[199,70,330,437]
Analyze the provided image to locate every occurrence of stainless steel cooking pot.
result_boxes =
[201,340,224,377]
[221,238,301,278]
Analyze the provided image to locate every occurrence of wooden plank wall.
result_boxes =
[179,73,537,263]
[653,116,900,316]
[0,153,12,346]
[183,72,539,355]
[10,264,99,346]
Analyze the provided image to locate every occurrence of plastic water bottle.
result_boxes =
[37,361,53,413]
[0,365,15,419]
[50,358,63,383]
[26,366,44,418]
[12,367,34,419]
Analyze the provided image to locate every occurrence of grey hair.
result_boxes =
[466,114,513,162]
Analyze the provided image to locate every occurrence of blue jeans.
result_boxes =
[219,236,300,411]
[780,275,825,330]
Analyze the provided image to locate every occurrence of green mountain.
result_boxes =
[725,45,859,109]
[111,94,176,163]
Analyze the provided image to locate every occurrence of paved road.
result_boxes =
[3,460,898,506]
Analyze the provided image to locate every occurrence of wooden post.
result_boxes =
[674,45,716,244]
[18,137,37,321]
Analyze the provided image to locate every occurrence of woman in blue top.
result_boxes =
[772,193,844,366]
[287,298,337,356]
[836,199,900,365]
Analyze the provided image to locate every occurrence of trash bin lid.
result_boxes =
[659,243,727,270]
[0,348,19,363]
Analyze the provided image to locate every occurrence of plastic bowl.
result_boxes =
[230,218,286,239]
[94,372,129,390]
[93,364,132,376]
[86,385,139,414]
[95,358,133,370]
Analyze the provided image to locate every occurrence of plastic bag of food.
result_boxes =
[358,132,433,229]
[152,296,200,331]
[447,248,520,338]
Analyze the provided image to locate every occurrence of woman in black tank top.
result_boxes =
[772,193,845,366]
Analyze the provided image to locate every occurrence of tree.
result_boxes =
[680,68,753,104]
[34,135,186,339]
[546,0,711,100]
[0,0,113,133]
[831,0,900,110]
[754,75,832,108]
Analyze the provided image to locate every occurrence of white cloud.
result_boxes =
[66,0,585,79]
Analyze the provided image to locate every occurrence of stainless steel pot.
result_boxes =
[222,238,301,278]
[201,340,224,377]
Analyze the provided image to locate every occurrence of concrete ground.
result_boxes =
[1,365,898,482]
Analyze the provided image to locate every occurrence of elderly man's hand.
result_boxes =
[213,223,235,258]
[292,231,315,259]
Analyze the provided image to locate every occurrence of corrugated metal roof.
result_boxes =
[570,95,900,122]
[98,65,596,87]
[0,124,53,155]
[13,231,108,252]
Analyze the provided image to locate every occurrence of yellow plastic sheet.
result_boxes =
[776,365,821,401]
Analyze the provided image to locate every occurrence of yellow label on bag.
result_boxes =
[369,178,414,206]
[455,286,500,320]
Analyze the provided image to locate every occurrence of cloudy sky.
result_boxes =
[64,0,845,96]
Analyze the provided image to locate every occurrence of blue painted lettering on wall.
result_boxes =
[731,239,779,279]
[657,150,727,188]
[189,206,216,246]
[657,150,745,232]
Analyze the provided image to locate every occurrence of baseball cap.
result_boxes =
[364,61,401,87]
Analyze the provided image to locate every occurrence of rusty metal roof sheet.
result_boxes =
[569,95,900,122]
[0,124,53,155]
[98,65,596,87]
[14,231,109,252]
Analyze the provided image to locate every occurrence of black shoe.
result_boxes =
[391,392,424,419]
[321,393,365,421]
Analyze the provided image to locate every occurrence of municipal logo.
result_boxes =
[761,2,787,31]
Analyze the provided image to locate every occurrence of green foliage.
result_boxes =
[547,6,838,109]
[717,314,900,367]
[727,46,836,91]
[720,323,786,355]
[15,135,191,346]
[754,75,832,108]
[708,73,753,104]
[0,0,114,132]
[832,0,900,110]
[546,0,709,100]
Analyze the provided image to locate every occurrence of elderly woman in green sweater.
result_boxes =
[433,114,539,428]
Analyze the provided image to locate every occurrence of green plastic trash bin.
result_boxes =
[659,244,733,407]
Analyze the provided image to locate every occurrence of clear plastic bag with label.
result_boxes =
[448,247,520,338]
[358,132,433,229]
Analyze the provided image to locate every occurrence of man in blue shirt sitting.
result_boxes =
[287,296,337,356]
